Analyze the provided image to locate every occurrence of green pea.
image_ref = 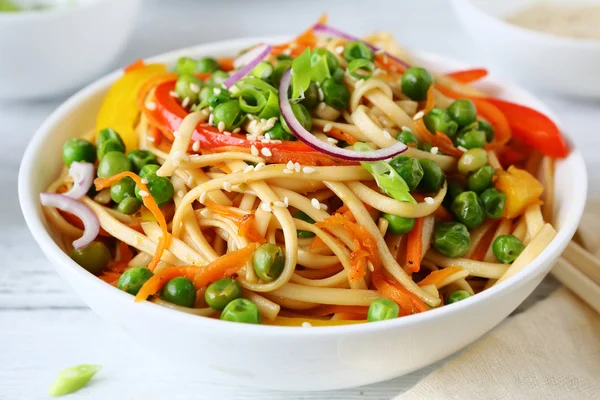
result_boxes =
[116,196,142,215]
[205,70,229,86]
[253,243,285,282]
[493,235,524,264]
[281,103,312,134]
[70,241,110,275]
[96,128,125,159]
[478,120,495,142]
[401,67,433,101]
[423,108,458,138]
[455,129,487,150]
[195,57,220,73]
[443,179,465,209]
[117,266,154,295]
[204,278,243,310]
[313,48,339,73]
[251,61,273,79]
[396,130,418,146]
[62,138,96,167]
[110,177,136,203]
[382,213,415,235]
[417,159,444,193]
[207,89,231,109]
[367,298,399,322]
[448,99,477,127]
[301,81,320,110]
[212,100,246,131]
[458,148,488,175]
[447,290,472,304]
[176,56,197,75]
[48,364,102,397]
[343,40,374,61]
[220,298,261,324]
[293,210,315,238]
[271,60,292,87]
[135,173,174,207]
[97,151,131,178]
[321,78,350,110]
[331,68,345,82]
[389,156,424,191]
[127,150,158,174]
[467,164,495,194]
[175,74,203,106]
[451,191,485,229]
[480,188,506,219]
[161,277,196,307]
[433,222,471,258]
[139,164,160,178]
[266,122,296,141]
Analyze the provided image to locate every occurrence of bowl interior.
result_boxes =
[468,0,600,18]
[19,37,587,334]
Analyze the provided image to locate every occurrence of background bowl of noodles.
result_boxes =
[18,37,587,391]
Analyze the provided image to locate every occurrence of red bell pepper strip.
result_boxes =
[484,98,569,158]
[145,79,352,166]
[446,68,488,83]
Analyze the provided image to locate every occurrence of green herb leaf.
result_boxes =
[0,0,19,12]
[48,364,102,397]
[291,48,312,101]
[309,52,331,83]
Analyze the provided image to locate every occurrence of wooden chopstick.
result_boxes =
[552,257,600,314]
[561,241,600,286]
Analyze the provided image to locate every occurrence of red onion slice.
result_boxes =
[224,44,272,89]
[40,193,100,250]
[313,23,411,69]
[278,69,407,161]
[63,162,94,199]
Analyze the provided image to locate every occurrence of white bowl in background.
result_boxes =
[19,38,587,391]
[452,0,600,98]
[0,0,140,100]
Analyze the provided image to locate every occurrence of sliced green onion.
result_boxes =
[251,61,274,79]
[232,87,267,114]
[48,364,102,397]
[258,90,281,119]
[237,76,279,94]
[310,52,331,83]
[291,48,312,100]
[348,58,375,80]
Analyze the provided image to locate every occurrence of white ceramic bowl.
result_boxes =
[452,0,600,98]
[19,38,587,391]
[0,0,140,100]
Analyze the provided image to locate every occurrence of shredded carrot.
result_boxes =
[418,266,462,287]
[135,266,199,302]
[108,241,133,273]
[432,205,454,221]
[446,68,488,84]
[471,221,500,261]
[204,201,265,243]
[326,127,358,145]
[405,217,424,273]
[372,269,419,316]
[192,243,259,288]
[98,271,122,286]
[94,172,170,272]
[216,57,234,72]
[374,53,408,75]
[124,59,145,73]
[423,86,436,112]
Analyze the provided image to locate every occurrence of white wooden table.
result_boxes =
[1,0,598,398]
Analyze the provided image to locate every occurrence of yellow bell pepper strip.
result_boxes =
[95,62,168,153]
[494,166,544,219]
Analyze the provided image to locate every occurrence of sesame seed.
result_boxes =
[327,137,338,144]
[368,263,375,272]
[173,130,181,138]
[319,203,328,210]
[318,88,324,101]
[283,48,292,56]
[373,68,383,76]
[217,121,225,132]
[177,190,184,197]
[241,165,252,173]
[213,88,222,95]
[286,161,294,170]
[138,190,149,197]
[302,322,312,328]
[260,202,272,212]
[141,178,149,184]
[323,123,333,133]
[383,130,392,140]
[425,197,435,205]
[457,146,467,152]
[254,162,265,171]
[233,127,241,133]
[430,146,439,155]
[147,136,155,143]
[181,97,190,108]
[223,131,231,136]
[261,147,272,157]
[223,181,232,192]
[311,198,320,210]
[317,102,327,112]
[250,145,259,156]
[302,167,316,174]
[192,141,201,152]
[335,45,344,54]
[199,192,207,203]
[189,83,200,93]
[169,91,179,98]
[264,133,271,141]
[208,113,214,126]
[294,162,301,172]
[283,196,289,206]
[413,111,424,120]
[274,201,286,208]
[401,126,412,132]
[145,101,157,111]
[283,169,294,174]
